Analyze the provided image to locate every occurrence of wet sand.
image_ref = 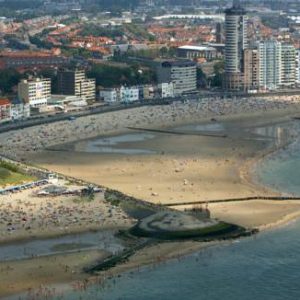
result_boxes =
[0,250,109,298]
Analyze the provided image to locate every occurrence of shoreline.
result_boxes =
[2,98,300,298]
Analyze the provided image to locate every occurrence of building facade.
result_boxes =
[158,82,174,98]
[99,88,118,103]
[243,48,260,91]
[0,51,68,70]
[10,103,30,120]
[139,85,155,100]
[0,99,11,123]
[120,86,139,103]
[57,69,96,102]
[177,45,218,61]
[157,60,197,95]
[296,49,300,87]
[18,78,51,107]
[281,44,296,88]
[224,0,248,91]
[258,40,282,90]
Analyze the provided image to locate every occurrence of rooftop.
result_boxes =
[178,45,216,51]
[0,99,10,106]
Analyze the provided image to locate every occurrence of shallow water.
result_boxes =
[0,230,123,261]
[76,133,157,154]
[256,121,300,195]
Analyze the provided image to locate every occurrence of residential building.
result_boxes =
[10,101,30,120]
[157,60,197,95]
[57,69,96,102]
[99,88,118,103]
[258,40,282,90]
[158,83,174,98]
[0,99,11,123]
[296,50,300,86]
[139,85,155,100]
[243,48,260,91]
[224,0,248,91]
[281,44,296,88]
[177,45,218,61]
[120,86,139,103]
[18,78,51,107]
[0,51,68,70]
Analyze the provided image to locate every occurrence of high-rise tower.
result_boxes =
[224,0,247,91]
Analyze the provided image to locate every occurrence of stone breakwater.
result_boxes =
[1,95,300,160]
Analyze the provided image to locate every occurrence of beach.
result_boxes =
[25,102,300,230]
[1,95,300,298]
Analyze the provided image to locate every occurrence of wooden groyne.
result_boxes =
[164,196,300,207]
[126,127,227,138]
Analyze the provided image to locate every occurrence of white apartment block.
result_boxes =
[258,40,282,90]
[159,82,174,98]
[157,60,197,96]
[281,44,296,88]
[18,78,51,107]
[120,86,139,103]
[11,103,30,120]
[80,78,96,103]
[296,49,300,86]
[100,88,118,103]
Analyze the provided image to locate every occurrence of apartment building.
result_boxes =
[99,88,118,103]
[281,44,296,88]
[258,40,282,90]
[243,48,260,91]
[120,86,139,103]
[0,99,11,123]
[18,78,51,107]
[0,51,68,70]
[57,69,96,102]
[158,82,174,98]
[157,60,197,95]
[224,0,248,91]
[296,49,300,86]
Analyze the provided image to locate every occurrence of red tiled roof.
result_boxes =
[0,99,10,106]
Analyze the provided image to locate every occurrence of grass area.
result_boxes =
[0,161,36,187]
[130,222,246,240]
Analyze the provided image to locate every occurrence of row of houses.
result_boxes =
[0,99,30,123]
[99,83,175,103]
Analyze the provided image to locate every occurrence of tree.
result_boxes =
[0,69,23,95]
[87,64,156,88]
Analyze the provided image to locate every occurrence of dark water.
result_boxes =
[24,221,300,300]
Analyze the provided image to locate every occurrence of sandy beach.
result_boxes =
[0,187,134,244]
[25,104,300,230]
[1,95,300,298]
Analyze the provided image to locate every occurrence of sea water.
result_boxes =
[32,221,300,300]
